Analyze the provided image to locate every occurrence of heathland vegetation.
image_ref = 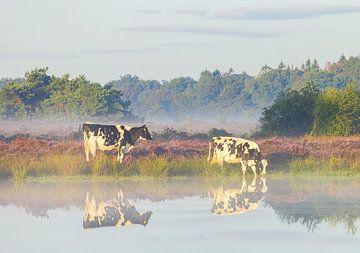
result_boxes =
[1,132,360,180]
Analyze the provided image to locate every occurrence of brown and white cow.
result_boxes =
[209,176,268,215]
[83,191,152,229]
[208,136,268,175]
[82,123,152,163]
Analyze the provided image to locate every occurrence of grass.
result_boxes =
[2,134,360,180]
[2,153,360,181]
[2,149,360,180]
[0,154,250,180]
[289,156,360,176]
[10,162,28,182]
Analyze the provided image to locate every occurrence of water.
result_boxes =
[0,177,359,253]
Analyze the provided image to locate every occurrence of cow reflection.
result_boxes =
[210,177,268,215]
[83,191,152,229]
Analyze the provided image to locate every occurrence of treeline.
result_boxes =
[260,82,360,136]
[108,55,360,121]
[0,68,131,120]
[1,55,360,132]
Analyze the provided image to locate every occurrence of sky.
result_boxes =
[1,0,360,83]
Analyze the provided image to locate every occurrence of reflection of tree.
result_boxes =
[25,208,49,218]
[266,196,360,235]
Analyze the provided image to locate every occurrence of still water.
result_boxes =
[0,177,359,252]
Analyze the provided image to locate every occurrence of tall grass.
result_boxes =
[289,156,360,176]
[11,161,28,181]
[2,153,360,180]
[0,154,247,179]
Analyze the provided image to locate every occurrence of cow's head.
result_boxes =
[139,125,152,140]
[242,142,250,155]
[141,211,153,226]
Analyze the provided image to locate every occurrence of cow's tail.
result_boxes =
[82,125,88,142]
[207,140,213,162]
[82,124,90,159]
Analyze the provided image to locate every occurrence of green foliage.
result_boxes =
[312,82,360,136]
[105,56,360,122]
[2,55,360,124]
[153,127,227,141]
[0,68,130,120]
[260,83,320,136]
[156,127,190,140]
[208,128,233,138]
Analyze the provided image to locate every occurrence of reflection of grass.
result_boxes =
[1,153,360,180]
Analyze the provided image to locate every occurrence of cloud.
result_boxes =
[144,5,360,20]
[118,25,280,38]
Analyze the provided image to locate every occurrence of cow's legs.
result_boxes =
[219,157,224,167]
[210,151,218,165]
[251,164,257,176]
[85,143,90,161]
[117,147,125,163]
[241,160,247,175]
[260,177,268,193]
[260,160,267,176]
[89,139,97,158]
[241,177,247,192]
[84,138,90,162]
[248,175,257,192]
[207,141,212,162]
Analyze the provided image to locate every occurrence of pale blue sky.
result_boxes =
[1,0,360,83]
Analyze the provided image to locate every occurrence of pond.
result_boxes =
[0,176,359,252]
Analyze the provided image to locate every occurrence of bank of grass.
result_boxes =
[289,156,360,176]
[2,153,360,181]
[0,154,246,181]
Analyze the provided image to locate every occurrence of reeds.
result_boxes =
[11,161,28,182]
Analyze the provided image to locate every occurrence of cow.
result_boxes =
[209,176,268,215]
[83,191,152,229]
[208,136,268,175]
[82,123,152,163]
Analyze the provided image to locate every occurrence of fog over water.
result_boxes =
[0,177,359,253]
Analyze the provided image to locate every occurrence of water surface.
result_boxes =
[0,177,359,252]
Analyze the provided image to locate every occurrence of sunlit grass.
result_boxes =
[289,156,360,176]
[10,161,28,182]
[1,153,360,180]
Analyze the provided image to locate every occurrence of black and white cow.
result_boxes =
[208,136,268,175]
[83,191,152,229]
[82,123,152,163]
[209,176,268,215]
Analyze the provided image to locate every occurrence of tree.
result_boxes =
[260,83,320,136]
[0,68,131,120]
[312,82,360,136]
